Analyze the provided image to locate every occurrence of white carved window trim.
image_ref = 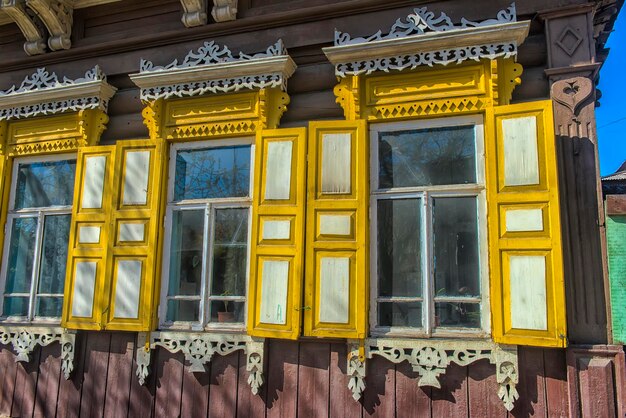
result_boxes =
[345,338,519,411]
[135,331,264,395]
[0,326,76,379]
[159,138,254,332]
[369,115,490,338]
[0,153,76,324]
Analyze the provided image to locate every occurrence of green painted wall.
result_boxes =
[606,214,626,344]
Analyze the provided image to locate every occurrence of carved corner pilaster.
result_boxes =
[333,76,361,121]
[260,88,290,130]
[347,340,366,401]
[493,58,523,106]
[142,100,164,141]
[212,0,237,23]
[180,0,207,27]
[245,338,264,395]
[492,346,519,412]
[1,0,47,55]
[78,109,109,147]
[0,326,76,379]
[26,0,73,51]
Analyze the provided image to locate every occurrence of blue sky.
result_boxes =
[597,8,626,176]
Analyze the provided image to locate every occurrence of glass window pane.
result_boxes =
[38,214,71,296]
[433,197,480,297]
[174,146,251,201]
[35,296,63,317]
[210,208,248,297]
[2,296,29,317]
[14,159,76,209]
[378,302,422,328]
[166,299,200,322]
[435,302,481,328]
[378,125,476,188]
[209,300,244,324]
[4,217,37,294]
[377,199,421,297]
[168,210,205,297]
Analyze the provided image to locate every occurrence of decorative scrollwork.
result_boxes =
[140,40,286,73]
[335,3,516,45]
[0,66,115,120]
[326,3,525,77]
[352,339,519,412]
[0,327,75,380]
[0,66,105,96]
[212,0,237,23]
[132,40,294,102]
[246,339,264,395]
[140,74,285,103]
[335,44,517,77]
[136,331,265,395]
[347,341,366,401]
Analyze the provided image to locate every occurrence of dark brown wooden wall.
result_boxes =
[0,333,624,418]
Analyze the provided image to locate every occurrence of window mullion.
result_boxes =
[28,211,46,321]
[422,192,433,336]
[200,203,214,329]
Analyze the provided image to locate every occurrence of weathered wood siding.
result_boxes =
[0,334,624,417]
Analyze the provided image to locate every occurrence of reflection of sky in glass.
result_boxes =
[174,146,251,201]
[378,125,476,188]
[15,160,76,209]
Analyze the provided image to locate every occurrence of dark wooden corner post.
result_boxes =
[541,4,610,345]
[541,4,625,417]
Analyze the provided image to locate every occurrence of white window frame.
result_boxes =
[159,138,254,332]
[0,153,76,324]
[369,115,490,338]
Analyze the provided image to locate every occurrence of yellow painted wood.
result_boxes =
[104,140,166,331]
[486,100,567,347]
[62,140,166,331]
[248,128,307,340]
[304,120,368,339]
[62,146,116,330]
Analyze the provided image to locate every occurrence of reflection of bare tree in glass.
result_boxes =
[174,146,250,200]
[379,126,475,188]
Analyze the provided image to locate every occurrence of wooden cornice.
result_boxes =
[0,0,595,73]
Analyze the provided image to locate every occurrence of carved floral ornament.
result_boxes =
[347,339,519,412]
[129,39,296,103]
[0,327,76,379]
[323,3,530,77]
[135,332,265,395]
[0,66,117,120]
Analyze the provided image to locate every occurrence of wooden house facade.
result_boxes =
[0,0,623,416]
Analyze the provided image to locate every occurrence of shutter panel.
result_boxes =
[62,146,116,330]
[486,100,567,347]
[104,140,165,331]
[248,128,306,339]
[304,120,368,338]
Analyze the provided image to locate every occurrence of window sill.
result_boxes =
[135,330,264,394]
[346,337,519,411]
[371,327,490,340]
[0,325,76,379]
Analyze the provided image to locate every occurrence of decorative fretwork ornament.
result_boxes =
[346,339,519,412]
[135,331,265,395]
[0,327,76,379]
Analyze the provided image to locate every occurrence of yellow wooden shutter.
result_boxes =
[486,100,567,347]
[104,139,165,331]
[304,120,368,338]
[62,146,116,330]
[248,128,306,339]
